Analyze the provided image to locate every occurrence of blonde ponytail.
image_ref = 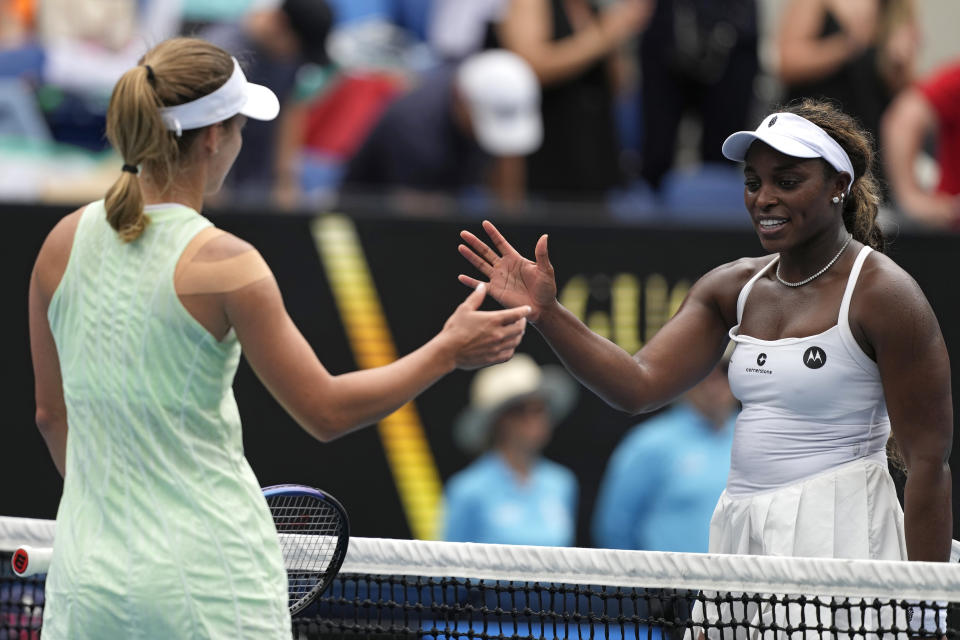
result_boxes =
[103,38,234,242]
[105,64,170,242]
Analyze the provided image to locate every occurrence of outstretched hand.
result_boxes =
[458,220,558,323]
[441,283,532,370]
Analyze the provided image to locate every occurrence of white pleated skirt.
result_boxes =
[710,458,907,560]
[689,459,910,640]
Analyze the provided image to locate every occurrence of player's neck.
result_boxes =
[140,166,206,213]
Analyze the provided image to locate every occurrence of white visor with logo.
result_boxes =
[721,112,855,193]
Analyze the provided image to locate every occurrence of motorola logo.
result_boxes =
[803,346,827,369]
[756,353,767,366]
[768,115,777,127]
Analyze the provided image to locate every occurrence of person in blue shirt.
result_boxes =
[442,353,579,546]
[592,353,738,552]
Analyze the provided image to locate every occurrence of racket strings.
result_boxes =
[268,494,345,608]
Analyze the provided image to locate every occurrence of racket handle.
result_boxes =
[12,545,52,577]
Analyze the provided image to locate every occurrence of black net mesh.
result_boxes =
[3,550,956,640]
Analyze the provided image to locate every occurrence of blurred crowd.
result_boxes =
[440,348,738,552]
[1,0,959,228]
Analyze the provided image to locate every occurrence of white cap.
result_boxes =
[456,49,542,156]
[453,353,577,454]
[159,57,280,137]
[721,112,855,193]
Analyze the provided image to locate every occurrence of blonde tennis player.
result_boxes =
[28,37,530,639]
[459,99,951,567]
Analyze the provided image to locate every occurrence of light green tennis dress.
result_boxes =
[43,201,291,638]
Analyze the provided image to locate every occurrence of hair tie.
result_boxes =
[143,64,156,84]
[122,164,139,175]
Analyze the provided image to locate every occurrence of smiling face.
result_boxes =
[742,141,850,253]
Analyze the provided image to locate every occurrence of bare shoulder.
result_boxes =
[695,255,777,298]
[33,207,86,298]
[854,250,938,335]
[689,255,777,326]
[190,229,260,262]
[177,228,274,297]
[856,250,930,309]
[40,207,84,259]
[703,255,776,284]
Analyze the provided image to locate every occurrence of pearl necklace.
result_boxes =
[776,234,853,287]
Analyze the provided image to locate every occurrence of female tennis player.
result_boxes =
[459,99,952,565]
[28,38,530,639]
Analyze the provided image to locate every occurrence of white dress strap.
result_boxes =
[838,246,873,329]
[736,256,779,324]
[837,245,877,373]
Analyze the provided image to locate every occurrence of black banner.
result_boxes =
[2,205,957,547]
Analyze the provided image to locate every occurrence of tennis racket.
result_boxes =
[263,484,350,614]
[11,484,350,615]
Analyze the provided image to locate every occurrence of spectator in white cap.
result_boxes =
[456,98,953,632]
[341,49,542,212]
[442,353,579,546]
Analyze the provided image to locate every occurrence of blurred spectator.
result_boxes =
[1,0,34,47]
[882,59,960,228]
[442,354,579,546]
[0,0,43,130]
[592,356,737,552]
[180,0,254,27]
[0,0,182,151]
[428,0,509,62]
[324,0,430,37]
[286,0,438,207]
[495,0,652,202]
[201,0,333,203]
[777,0,918,194]
[37,0,182,94]
[638,0,759,193]
[340,49,543,211]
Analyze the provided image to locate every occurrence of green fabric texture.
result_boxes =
[43,201,290,638]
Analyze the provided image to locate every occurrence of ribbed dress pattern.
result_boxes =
[42,202,291,639]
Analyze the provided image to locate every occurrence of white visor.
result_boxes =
[160,57,280,137]
[721,112,855,193]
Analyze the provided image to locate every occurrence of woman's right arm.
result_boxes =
[222,242,531,442]
[535,267,737,414]
[459,221,741,415]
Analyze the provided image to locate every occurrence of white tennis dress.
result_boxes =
[692,246,908,639]
[718,245,904,559]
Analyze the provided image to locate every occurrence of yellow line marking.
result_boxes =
[311,214,443,540]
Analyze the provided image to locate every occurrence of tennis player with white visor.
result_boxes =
[28,37,530,639]
[457,98,952,636]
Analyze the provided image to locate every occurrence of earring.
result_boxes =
[832,196,841,204]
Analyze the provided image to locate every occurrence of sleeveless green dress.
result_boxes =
[43,201,291,638]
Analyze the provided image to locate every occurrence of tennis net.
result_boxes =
[3,515,959,639]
